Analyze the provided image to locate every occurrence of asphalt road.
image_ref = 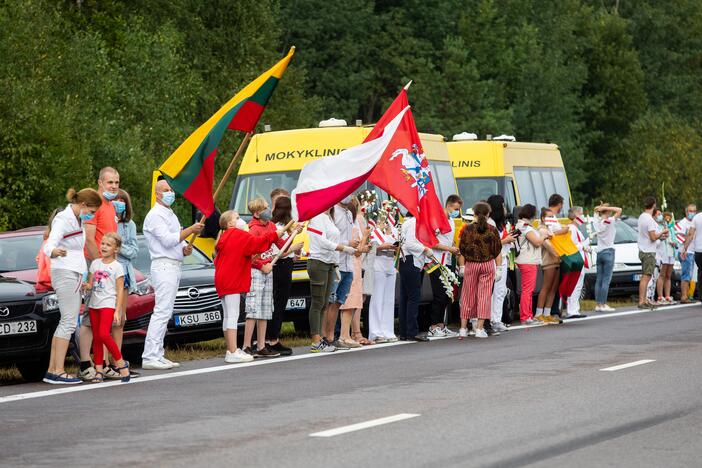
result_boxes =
[2,304,702,468]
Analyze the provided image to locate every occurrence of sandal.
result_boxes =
[114,362,131,383]
[90,372,105,383]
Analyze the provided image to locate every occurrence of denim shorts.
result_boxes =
[329,270,353,304]
[680,252,695,281]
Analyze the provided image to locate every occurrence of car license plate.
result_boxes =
[0,320,37,336]
[286,298,306,310]
[632,274,642,281]
[174,311,221,327]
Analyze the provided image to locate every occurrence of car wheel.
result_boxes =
[17,356,49,382]
[580,278,594,300]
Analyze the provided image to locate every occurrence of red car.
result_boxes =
[0,227,154,380]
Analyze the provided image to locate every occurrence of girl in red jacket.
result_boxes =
[215,210,291,364]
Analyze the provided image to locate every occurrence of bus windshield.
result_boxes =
[455,177,502,210]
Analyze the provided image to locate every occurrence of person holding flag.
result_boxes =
[563,207,590,319]
[368,219,399,343]
[426,195,462,338]
[141,179,204,370]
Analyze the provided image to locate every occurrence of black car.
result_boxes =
[0,229,61,381]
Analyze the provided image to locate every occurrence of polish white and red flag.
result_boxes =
[292,88,450,247]
[291,104,410,222]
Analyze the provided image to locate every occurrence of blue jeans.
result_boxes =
[329,270,353,304]
[595,248,615,304]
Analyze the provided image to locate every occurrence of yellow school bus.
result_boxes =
[448,136,572,216]
[226,120,457,330]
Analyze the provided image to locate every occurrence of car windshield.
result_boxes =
[578,219,639,245]
[133,236,211,275]
[0,234,43,272]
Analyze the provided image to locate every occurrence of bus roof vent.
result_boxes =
[493,134,516,141]
[319,118,348,128]
[452,132,478,141]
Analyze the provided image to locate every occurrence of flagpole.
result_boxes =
[403,80,413,90]
[187,131,254,246]
[270,221,306,267]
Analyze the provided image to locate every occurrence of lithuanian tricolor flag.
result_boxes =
[159,47,295,216]
[550,232,585,298]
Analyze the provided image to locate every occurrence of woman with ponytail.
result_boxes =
[457,202,502,339]
[43,188,102,384]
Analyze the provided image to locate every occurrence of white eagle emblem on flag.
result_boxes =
[389,144,433,199]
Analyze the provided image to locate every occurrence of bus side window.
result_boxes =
[504,177,517,213]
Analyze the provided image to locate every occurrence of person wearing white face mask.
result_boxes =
[78,167,121,381]
[43,188,102,384]
[141,179,204,370]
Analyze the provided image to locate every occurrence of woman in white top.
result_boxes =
[515,204,551,325]
[655,210,676,304]
[593,203,622,311]
[43,188,102,384]
[307,207,356,353]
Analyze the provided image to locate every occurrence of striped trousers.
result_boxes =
[460,261,496,320]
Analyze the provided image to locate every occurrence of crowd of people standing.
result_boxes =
[40,166,701,384]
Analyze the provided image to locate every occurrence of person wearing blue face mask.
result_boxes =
[426,194,463,339]
[43,187,102,384]
[107,189,139,376]
[141,179,204,369]
[78,167,122,381]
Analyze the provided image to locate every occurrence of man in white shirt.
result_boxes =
[593,203,622,311]
[637,196,668,309]
[681,204,702,302]
[141,179,203,370]
[427,195,461,338]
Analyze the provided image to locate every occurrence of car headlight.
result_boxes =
[136,279,154,296]
[42,293,59,312]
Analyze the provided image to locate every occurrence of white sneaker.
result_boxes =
[441,326,458,337]
[225,349,254,364]
[491,322,508,332]
[160,358,180,368]
[601,304,616,312]
[475,328,488,339]
[458,328,468,338]
[428,327,447,338]
[142,360,173,370]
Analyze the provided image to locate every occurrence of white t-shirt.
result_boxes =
[594,215,617,250]
[432,216,455,265]
[372,227,398,273]
[692,213,702,253]
[637,212,658,253]
[515,221,541,265]
[89,259,125,309]
[676,217,695,254]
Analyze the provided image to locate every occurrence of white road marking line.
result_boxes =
[600,359,656,371]
[0,341,412,405]
[309,413,420,437]
[0,302,696,405]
